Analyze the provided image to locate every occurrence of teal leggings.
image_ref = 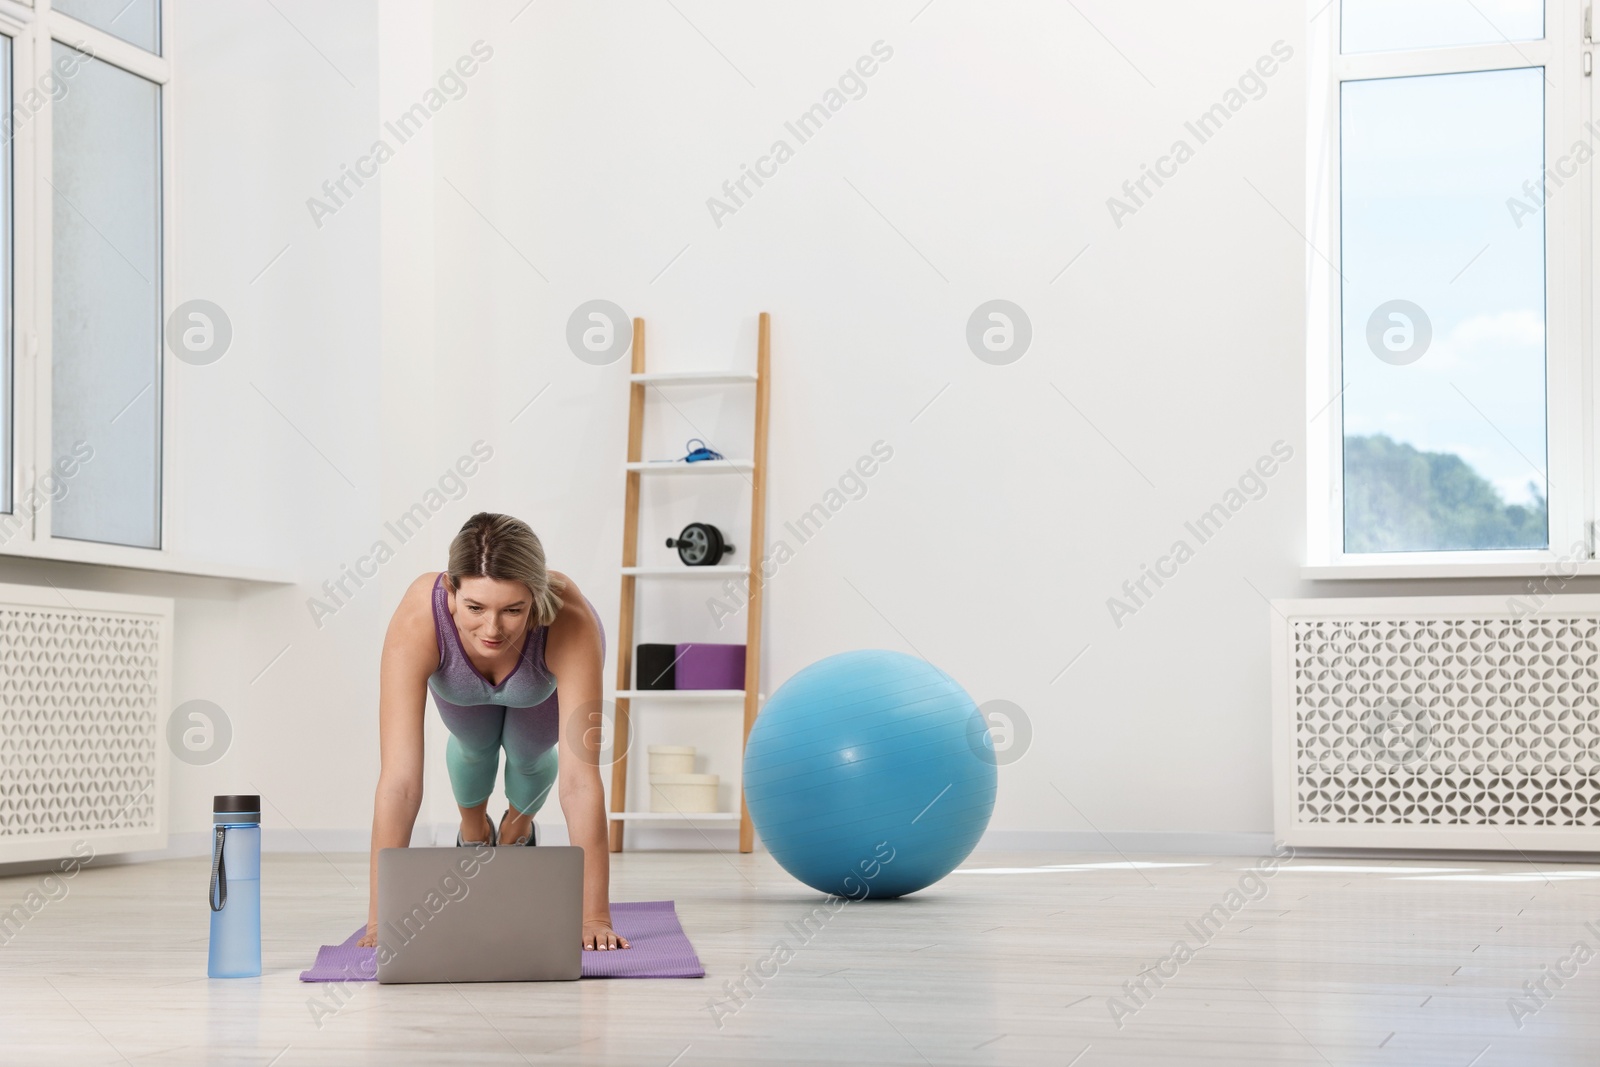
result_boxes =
[443,712,560,816]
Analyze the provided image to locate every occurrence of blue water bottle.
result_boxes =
[208,794,262,978]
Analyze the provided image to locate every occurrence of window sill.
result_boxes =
[1303,561,1600,581]
[0,539,294,585]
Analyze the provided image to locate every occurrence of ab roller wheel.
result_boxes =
[666,522,734,566]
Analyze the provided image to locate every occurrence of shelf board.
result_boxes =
[631,371,757,385]
[621,565,747,577]
[608,811,740,821]
[626,460,754,475]
[613,689,750,701]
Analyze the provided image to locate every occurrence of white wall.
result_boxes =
[34,0,1561,865]
[153,0,390,852]
[425,0,1324,850]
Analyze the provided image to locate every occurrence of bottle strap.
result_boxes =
[209,825,228,912]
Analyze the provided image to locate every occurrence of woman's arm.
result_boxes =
[358,572,438,948]
[546,575,630,950]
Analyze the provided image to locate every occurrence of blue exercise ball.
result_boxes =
[743,649,997,898]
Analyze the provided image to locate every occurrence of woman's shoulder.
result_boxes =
[403,570,445,607]
[545,571,597,638]
[545,572,579,625]
[383,572,445,665]
[390,572,444,629]
[549,569,577,599]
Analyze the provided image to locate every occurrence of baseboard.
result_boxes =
[974,830,1276,855]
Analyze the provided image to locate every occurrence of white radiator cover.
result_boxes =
[0,583,172,863]
[1272,595,1600,851]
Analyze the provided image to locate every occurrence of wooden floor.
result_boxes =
[1,847,1598,1065]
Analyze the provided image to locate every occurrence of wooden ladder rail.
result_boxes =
[739,312,771,853]
[608,318,648,853]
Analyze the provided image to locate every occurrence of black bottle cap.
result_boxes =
[213,794,261,813]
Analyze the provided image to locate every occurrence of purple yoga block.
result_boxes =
[673,643,745,690]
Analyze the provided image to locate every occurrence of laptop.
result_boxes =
[375,844,584,983]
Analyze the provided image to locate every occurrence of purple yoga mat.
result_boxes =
[298,900,704,981]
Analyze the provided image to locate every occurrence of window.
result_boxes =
[50,42,161,548]
[0,2,171,565]
[51,0,160,56]
[1341,0,1544,54]
[1308,0,1584,571]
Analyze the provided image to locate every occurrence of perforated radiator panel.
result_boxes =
[0,586,171,861]
[1273,597,1600,851]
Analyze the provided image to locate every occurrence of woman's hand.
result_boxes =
[583,919,630,951]
[358,921,378,949]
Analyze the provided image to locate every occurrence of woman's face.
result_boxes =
[452,576,532,656]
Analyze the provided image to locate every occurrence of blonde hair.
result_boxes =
[446,513,565,627]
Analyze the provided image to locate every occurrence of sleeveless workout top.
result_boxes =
[427,572,559,709]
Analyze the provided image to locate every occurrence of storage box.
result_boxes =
[648,745,696,776]
[635,643,678,690]
[650,773,720,813]
[673,642,745,690]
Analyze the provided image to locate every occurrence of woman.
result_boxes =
[359,512,630,951]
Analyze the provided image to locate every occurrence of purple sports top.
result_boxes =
[427,572,560,710]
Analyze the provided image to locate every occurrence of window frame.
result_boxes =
[0,1,289,585]
[1305,0,1592,578]
[0,0,209,576]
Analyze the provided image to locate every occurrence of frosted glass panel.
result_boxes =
[1343,0,1542,54]
[53,0,160,55]
[51,45,161,548]
[1341,68,1546,553]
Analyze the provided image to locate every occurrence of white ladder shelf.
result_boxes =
[609,313,772,853]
